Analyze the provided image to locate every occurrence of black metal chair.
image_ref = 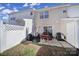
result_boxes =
[33,33,40,42]
[26,34,34,41]
[56,32,66,41]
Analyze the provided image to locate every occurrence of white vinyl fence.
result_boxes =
[0,21,26,53]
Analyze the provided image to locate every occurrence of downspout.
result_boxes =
[32,11,37,35]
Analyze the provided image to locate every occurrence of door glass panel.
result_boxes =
[43,26,52,35]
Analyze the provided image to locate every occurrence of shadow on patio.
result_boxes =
[36,44,77,56]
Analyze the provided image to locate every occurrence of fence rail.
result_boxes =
[0,20,26,53]
[4,24,24,31]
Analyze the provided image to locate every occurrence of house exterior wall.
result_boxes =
[9,9,33,26]
[34,5,79,48]
[34,5,79,39]
[67,5,79,17]
[34,6,68,36]
[23,19,33,34]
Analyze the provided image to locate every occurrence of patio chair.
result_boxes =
[56,32,66,41]
[26,34,34,41]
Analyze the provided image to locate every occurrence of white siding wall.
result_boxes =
[67,6,79,17]
[9,9,33,26]
[10,10,33,19]
[24,19,33,34]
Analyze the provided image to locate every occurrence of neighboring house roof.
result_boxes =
[9,8,34,19]
[32,4,70,12]
[9,8,33,15]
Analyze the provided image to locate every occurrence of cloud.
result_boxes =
[2,15,9,20]
[2,9,14,14]
[0,13,9,20]
[30,3,40,8]
[30,3,40,6]
[23,3,29,7]
[33,8,36,10]
[13,7,19,12]
[36,3,40,5]
[7,3,10,7]
[2,7,19,14]
[44,6,48,8]
[0,6,5,10]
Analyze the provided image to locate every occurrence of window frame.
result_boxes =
[11,17,15,20]
[40,11,49,19]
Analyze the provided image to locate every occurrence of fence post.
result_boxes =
[0,21,6,53]
[0,21,3,53]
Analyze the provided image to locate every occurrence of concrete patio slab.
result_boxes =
[58,41,73,48]
[39,39,74,48]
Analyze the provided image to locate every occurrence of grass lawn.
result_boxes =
[0,41,77,56]
[0,42,41,56]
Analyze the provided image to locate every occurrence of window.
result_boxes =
[30,12,33,15]
[45,11,49,18]
[44,26,52,33]
[40,12,44,19]
[11,17,15,20]
[43,26,53,36]
[40,11,49,19]
[63,10,67,13]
